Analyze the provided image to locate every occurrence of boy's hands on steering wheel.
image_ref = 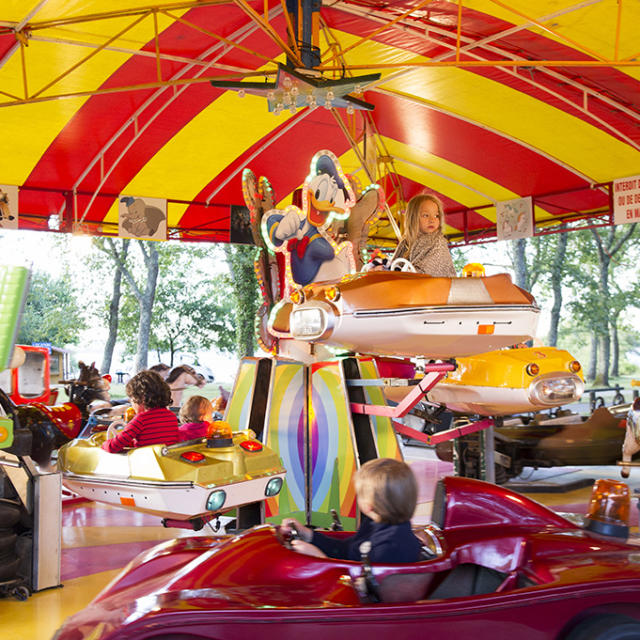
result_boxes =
[280,518,313,543]
[280,519,327,558]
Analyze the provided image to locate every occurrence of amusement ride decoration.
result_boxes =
[210,0,381,115]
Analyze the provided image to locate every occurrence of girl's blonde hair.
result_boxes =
[179,395,212,424]
[354,458,418,524]
[402,193,445,250]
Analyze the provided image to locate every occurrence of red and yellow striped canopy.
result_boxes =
[1,0,638,245]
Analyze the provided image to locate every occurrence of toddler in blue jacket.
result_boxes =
[282,458,421,564]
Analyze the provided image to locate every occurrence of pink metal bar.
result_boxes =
[392,417,494,446]
[350,367,452,418]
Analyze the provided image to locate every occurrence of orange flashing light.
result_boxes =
[569,360,582,373]
[462,263,486,278]
[240,440,263,452]
[585,478,630,538]
[120,497,136,507]
[477,324,494,335]
[210,421,233,440]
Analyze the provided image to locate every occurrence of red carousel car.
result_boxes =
[52,476,640,640]
[55,477,640,640]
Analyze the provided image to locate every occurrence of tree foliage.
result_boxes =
[223,244,260,358]
[93,239,159,372]
[457,225,639,381]
[17,270,86,347]
[114,243,236,364]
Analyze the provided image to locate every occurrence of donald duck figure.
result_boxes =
[263,150,357,288]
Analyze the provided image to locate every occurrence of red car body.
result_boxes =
[53,477,640,640]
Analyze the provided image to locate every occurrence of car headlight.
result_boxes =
[290,307,327,338]
[206,489,226,512]
[528,374,583,405]
[265,477,283,497]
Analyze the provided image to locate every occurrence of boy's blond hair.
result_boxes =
[178,395,212,424]
[354,458,417,524]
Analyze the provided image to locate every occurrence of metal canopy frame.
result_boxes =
[1,0,637,245]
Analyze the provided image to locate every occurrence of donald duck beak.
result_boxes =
[307,188,346,227]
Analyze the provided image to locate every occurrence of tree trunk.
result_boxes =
[100,239,129,374]
[588,333,598,382]
[589,224,636,387]
[547,229,567,347]
[610,315,620,378]
[511,238,529,290]
[133,241,159,372]
[599,334,610,387]
[223,244,259,358]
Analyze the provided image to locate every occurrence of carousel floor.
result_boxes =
[2,455,639,640]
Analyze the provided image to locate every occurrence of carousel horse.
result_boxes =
[63,361,112,413]
[166,365,206,407]
[148,363,171,380]
[621,397,640,478]
[4,362,112,465]
[211,385,230,419]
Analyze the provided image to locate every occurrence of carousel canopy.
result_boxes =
[1,0,638,246]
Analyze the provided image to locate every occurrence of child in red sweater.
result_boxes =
[102,370,179,453]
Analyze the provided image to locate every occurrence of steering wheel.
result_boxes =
[276,524,300,550]
[389,257,416,273]
[89,432,107,447]
[361,261,375,272]
[416,525,444,560]
[106,419,126,440]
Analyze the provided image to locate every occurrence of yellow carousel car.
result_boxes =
[426,346,584,416]
[57,424,286,524]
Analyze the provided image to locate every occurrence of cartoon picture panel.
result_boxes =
[0,185,19,230]
[496,196,533,242]
[229,205,254,245]
[118,195,167,240]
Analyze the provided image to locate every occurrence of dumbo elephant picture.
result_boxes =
[118,195,167,240]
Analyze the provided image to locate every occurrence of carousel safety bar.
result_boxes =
[0,456,22,468]
[349,362,455,419]
[392,417,495,446]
